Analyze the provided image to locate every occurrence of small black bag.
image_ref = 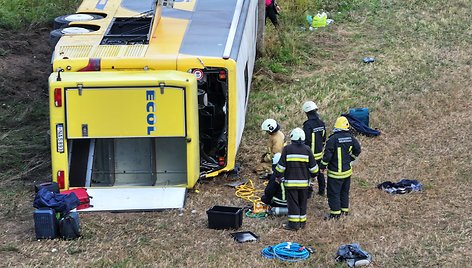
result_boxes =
[59,212,80,240]
[34,182,60,193]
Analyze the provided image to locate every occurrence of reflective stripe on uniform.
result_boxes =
[283,180,310,187]
[281,183,286,201]
[276,164,286,173]
[327,169,352,179]
[309,165,319,174]
[349,145,356,159]
[341,208,349,212]
[330,210,341,215]
[321,160,328,166]
[300,215,307,222]
[313,151,323,160]
[311,133,315,153]
[288,215,301,222]
[337,147,342,173]
[287,154,309,162]
[273,197,286,205]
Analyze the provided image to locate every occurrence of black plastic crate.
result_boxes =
[207,206,243,230]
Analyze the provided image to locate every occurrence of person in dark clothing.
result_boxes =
[261,153,287,207]
[265,0,280,27]
[320,116,361,220]
[275,128,318,230]
[302,101,327,196]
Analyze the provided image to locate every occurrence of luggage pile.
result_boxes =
[33,182,91,240]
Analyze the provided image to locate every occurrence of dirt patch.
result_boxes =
[0,28,52,103]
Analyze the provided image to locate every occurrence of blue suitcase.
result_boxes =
[349,108,370,127]
[34,208,58,239]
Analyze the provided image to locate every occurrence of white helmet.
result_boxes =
[261,119,278,133]
[272,153,282,165]
[290,128,305,141]
[302,101,318,113]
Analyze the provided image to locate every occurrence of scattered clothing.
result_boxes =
[377,179,423,194]
[336,243,372,267]
[342,113,381,137]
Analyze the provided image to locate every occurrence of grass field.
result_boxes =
[0,0,471,267]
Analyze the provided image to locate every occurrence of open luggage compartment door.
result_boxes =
[81,187,187,211]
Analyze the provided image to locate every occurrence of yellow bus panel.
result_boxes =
[66,87,185,138]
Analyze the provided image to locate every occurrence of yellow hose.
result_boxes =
[235,179,266,213]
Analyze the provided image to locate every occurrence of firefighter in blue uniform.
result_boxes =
[261,153,287,208]
[302,101,327,196]
[275,128,318,230]
[320,116,361,219]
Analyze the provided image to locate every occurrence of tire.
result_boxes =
[53,14,105,29]
[49,27,94,49]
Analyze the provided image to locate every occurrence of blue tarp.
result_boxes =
[342,113,381,137]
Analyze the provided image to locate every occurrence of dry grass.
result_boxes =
[1,0,472,266]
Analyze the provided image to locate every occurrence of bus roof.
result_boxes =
[54,0,248,64]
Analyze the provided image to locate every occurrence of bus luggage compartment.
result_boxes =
[49,71,199,190]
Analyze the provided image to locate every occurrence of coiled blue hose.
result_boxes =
[261,242,310,262]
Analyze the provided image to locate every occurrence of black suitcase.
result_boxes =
[34,208,59,239]
[34,182,60,193]
[59,211,80,240]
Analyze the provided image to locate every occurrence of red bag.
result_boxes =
[61,188,92,210]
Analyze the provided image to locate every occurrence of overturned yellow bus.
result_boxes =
[48,0,258,210]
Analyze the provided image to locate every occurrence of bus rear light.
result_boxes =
[54,88,62,107]
[218,156,225,166]
[57,170,65,189]
[79,58,101,71]
[219,70,227,80]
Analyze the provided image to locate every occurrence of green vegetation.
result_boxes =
[0,244,20,252]
[0,0,81,29]
[249,0,471,132]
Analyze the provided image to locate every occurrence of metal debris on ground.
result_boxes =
[225,179,248,188]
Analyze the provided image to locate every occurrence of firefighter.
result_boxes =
[302,101,327,196]
[261,153,287,208]
[257,119,285,177]
[275,128,318,230]
[320,116,361,220]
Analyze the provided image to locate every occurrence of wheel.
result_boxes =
[53,14,105,29]
[49,27,94,49]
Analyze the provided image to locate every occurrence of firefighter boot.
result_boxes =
[324,214,340,221]
[283,222,300,231]
[300,222,306,229]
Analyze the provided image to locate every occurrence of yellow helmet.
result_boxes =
[334,116,350,130]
